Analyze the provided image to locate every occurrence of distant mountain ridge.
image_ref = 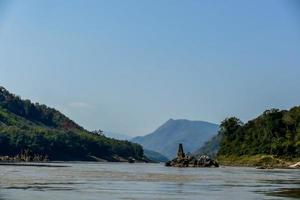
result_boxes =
[104,131,133,141]
[103,131,167,162]
[143,149,169,163]
[132,119,219,159]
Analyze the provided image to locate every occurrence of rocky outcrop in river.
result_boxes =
[165,144,219,168]
[289,162,300,169]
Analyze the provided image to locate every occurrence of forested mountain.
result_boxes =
[132,119,219,159]
[218,107,300,157]
[0,86,144,161]
[193,134,222,158]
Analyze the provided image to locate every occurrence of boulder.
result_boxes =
[165,143,219,168]
[289,162,300,168]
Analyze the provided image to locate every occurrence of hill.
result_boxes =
[0,86,144,161]
[132,119,219,159]
[143,149,169,163]
[217,107,300,167]
[193,134,222,158]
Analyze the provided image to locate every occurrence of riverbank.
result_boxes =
[0,162,68,167]
[0,154,150,163]
[217,155,300,169]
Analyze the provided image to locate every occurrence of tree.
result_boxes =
[220,117,243,138]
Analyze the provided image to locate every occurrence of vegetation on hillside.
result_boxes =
[218,107,300,158]
[193,134,222,158]
[0,86,144,161]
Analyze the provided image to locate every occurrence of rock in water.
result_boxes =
[289,162,300,168]
[128,157,136,163]
[165,143,219,168]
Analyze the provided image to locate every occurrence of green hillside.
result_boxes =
[0,86,144,161]
[218,107,300,159]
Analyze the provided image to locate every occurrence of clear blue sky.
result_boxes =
[0,0,300,136]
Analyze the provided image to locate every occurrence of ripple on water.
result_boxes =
[267,188,300,199]
[0,163,299,200]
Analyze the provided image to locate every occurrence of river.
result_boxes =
[0,162,299,200]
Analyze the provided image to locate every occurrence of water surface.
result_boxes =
[0,162,299,200]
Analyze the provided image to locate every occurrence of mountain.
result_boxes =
[218,107,300,157]
[132,119,219,159]
[143,149,169,163]
[103,131,173,162]
[193,134,222,158]
[0,86,144,161]
[104,131,133,141]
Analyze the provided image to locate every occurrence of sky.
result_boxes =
[0,0,300,136]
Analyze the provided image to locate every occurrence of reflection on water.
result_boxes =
[268,188,300,199]
[256,179,300,199]
[260,179,300,199]
[0,193,7,200]
[0,163,299,200]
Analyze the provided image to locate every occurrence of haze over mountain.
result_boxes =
[143,149,169,163]
[132,119,219,159]
[1,1,299,136]
[103,131,167,162]
[104,131,133,141]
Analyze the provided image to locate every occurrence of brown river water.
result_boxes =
[0,162,299,200]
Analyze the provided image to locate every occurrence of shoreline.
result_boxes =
[217,155,300,169]
[0,162,69,167]
[0,154,149,163]
[1,160,299,169]
[1,155,299,169]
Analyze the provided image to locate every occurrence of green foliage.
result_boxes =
[0,87,144,161]
[0,87,81,130]
[218,107,300,157]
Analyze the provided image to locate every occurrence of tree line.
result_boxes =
[218,107,300,157]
